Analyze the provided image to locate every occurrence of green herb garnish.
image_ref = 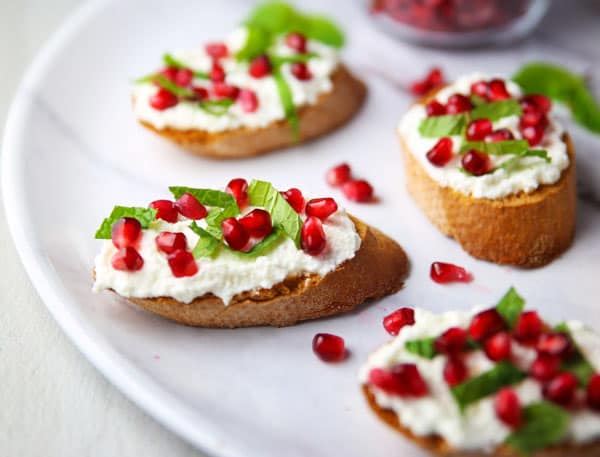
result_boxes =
[190,222,221,258]
[198,99,235,116]
[273,69,300,138]
[471,99,522,121]
[163,54,209,79]
[204,204,242,240]
[418,114,467,138]
[155,75,195,98]
[495,287,525,328]
[405,337,437,359]
[95,206,157,239]
[235,25,272,61]
[269,52,319,66]
[169,186,237,208]
[460,140,529,156]
[553,322,596,386]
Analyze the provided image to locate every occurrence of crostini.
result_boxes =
[93,179,408,327]
[361,288,600,456]
[398,73,576,267]
[132,2,367,159]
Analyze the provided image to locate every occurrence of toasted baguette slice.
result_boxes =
[122,216,408,328]
[399,132,576,268]
[138,65,367,159]
[363,386,599,457]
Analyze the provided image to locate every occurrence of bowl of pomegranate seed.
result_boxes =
[369,0,549,47]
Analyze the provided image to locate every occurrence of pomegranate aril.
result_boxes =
[544,372,579,406]
[342,180,374,203]
[221,217,250,251]
[488,79,511,100]
[587,374,600,410]
[301,216,327,256]
[469,308,506,341]
[495,388,522,428]
[466,118,493,141]
[159,67,178,82]
[111,217,142,249]
[312,333,346,362]
[410,80,430,96]
[149,199,178,223]
[150,88,178,110]
[291,62,312,81]
[522,94,552,113]
[430,261,472,284]
[426,137,453,167]
[530,354,561,382]
[446,94,472,114]
[238,89,259,113]
[444,356,468,387]
[239,209,272,239]
[305,198,338,220]
[281,188,305,213]
[155,231,187,254]
[167,249,198,278]
[111,247,144,271]
[425,100,446,116]
[383,308,415,336]
[326,163,352,187]
[225,178,249,209]
[485,128,514,142]
[514,311,543,345]
[410,67,445,96]
[210,63,226,83]
[520,124,545,147]
[462,149,492,176]
[249,54,271,78]
[368,364,428,397]
[285,32,307,53]
[191,86,209,101]
[175,192,207,220]
[213,82,239,99]
[520,108,545,127]
[536,332,571,357]
[470,80,489,99]
[484,331,512,361]
[174,68,193,87]
[434,327,467,354]
[205,42,228,60]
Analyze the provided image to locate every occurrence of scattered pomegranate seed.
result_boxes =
[111,247,144,271]
[167,249,198,278]
[111,217,142,249]
[485,128,514,142]
[426,137,453,167]
[536,333,571,357]
[466,118,493,141]
[285,32,307,53]
[434,327,467,354]
[312,333,346,362]
[484,331,512,361]
[221,217,250,251]
[425,100,446,116]
[291,62,312,81]
[514,311,543,345]
[444,356,468,386]
[210,63,226,83]
[383,308,415,336]
[305,198,338,220]
[238,89,259,113]
[326,163,352,187]
[520,124,545,147]
[205,42,229,60]
[446,94,472,114]
[155,231,187,254]
[522,94,552,113]
[495,388,522,428]
[225,178,249,209]
[470,80,489,99]
[342,180,374,203]
[174,68,193,87]
[587,374,600,410]
[469,308,506,341]
[281,188,305,213]
[239,209,272,239]
[213,82,239,99]
[530,354,561,382]
[430,261,472,284]
[159,67,178,82]
[191,86,209,101]
[410,67,445,96]
[368,364,428,397]
[544,372,579,406]
[150,88,178,110]
[249,54,271,78]
[301,216,327,256]
[488,79,511,101]
[462,150,492,176]
[520,108,545,127]
[149,200,178,223]
[175,193,207,220]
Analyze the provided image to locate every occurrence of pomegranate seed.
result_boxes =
[430,261,472,284]
[470,80,489,99]
[530,354,561,382]
[466,118,493,141]
[175,193,207,220]
[205,42,228,60]
[514,311,543,345]
[410,80,430,96]
[239,209,272,238]
[191,86,209,100]
[434,327,467,354]
[368,364,428,397]
[285,32,307,53]
[426,137,453,167]
[249,54,271,78]
[587,374,600,410]
[111,217,142,248]
[213,82,239,99]
[149,200,178,223]
[281,188,305,213]
[462,150,492,176]
[159,67,178,82]
[495,388,522,428]
[312,333,346,362]
[301,216,327,256]
[410,67,445,96]
[520,124,545,147]
[383,308,415,336]
[469,309,506,341]
[150,88,178,110]
[291,62,312,81]
[155,231,187,254]
[210,63,225,83]
[425,100,446,116]
[485,128,514,142]
[444,357,468,386]
[238,89,259,113]
[326,163,352,187]
[305,198,338,220]
[174,68,193,87]
[544,372,579,406]
[520,108,545,127]
[111,247,144,271]
[536,333,571,357]
[167,249,198,278]
[488,79,511,101]
[446,94,472,114]
[522,94,552,113]
[221,217,249,251]
[225,178,249,209]
[484,331,512,361]
[342,180,374,203]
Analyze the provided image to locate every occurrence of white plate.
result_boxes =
[3,1,600,456]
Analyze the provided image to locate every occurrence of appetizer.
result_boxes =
[92,179,407,327]
[398,73,576,267]
[361,288,600,456]
[132,2,366,158]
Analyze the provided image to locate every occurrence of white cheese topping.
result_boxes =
[132,27,340,132]
[398,73,570,200]
[359,308,600,450]
[93,209,360,305]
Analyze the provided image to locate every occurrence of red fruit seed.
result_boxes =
[488,79,511,101]
[485,128,514,142]
[326,163,352,187]
[342,180,374,203]
[484,331,512,361]
[155,231,187,254]
[175,193,207,220]
[285,32,307,53]
[536,332,571,357]
[369,364,428,397]
[530,354,561,382]
[462,149,492,176]
[150,88,178,110]
[587,374,600,411]
[111,217,141,249]
[238,89,259,113]
[149,199,178,223]
[239,209,272,239]
[520,124,545,147]
[466,118,493,141]
[426,100,446,116]
[249,54,271,78]
[312,333,346,362]
[213,82,239,99]
[470,80,489,99]
[111,247,144,271]
[383,308,415,336]
[544,372,579,406]
[426,137,453,167]
[301,216,327,256]
[514,311,543,345]
[174,68,193,87]
[495,388,522,428]
[167,249,198,278]
[469,308,506,341]
[210,63,226,83]
[281,188,305,213]
[205,42,229,60]
[430,261,472,284]
[291,62,312,81]
[305,198,338,220]
[444,357,468,386]
[225,178,249,209]
[446,94,473,114]
[221,217,250,251]
[434,327,468,354]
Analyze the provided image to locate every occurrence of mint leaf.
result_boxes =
[460,140,529,156]
[269,52,319,66]
[203,204,242,240]
[248,179,303,247]
[232,226,286,259]
[236,25,272,61]
[405,337,437,359]
[552,324,596,386]
[303,15,344,47]
[505,401,570,455]
[471,99,522,121]
[198,99,234,116]
[155,75,194,98]
[95,206,157,239]
[163,54,209,79]
[495,287,525,327]
[470,94,487,107]
[190,222,221,258]
[418,114,467,138]
[169,187,237,208]
[273,69,300,138]
[451,362,526,411]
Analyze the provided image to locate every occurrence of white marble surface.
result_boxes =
[1,1,599,457]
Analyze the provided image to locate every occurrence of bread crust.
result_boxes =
[399,129,576,268]
[121,217,408,328]
[362,385,600,457]
[137,65,367,159]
